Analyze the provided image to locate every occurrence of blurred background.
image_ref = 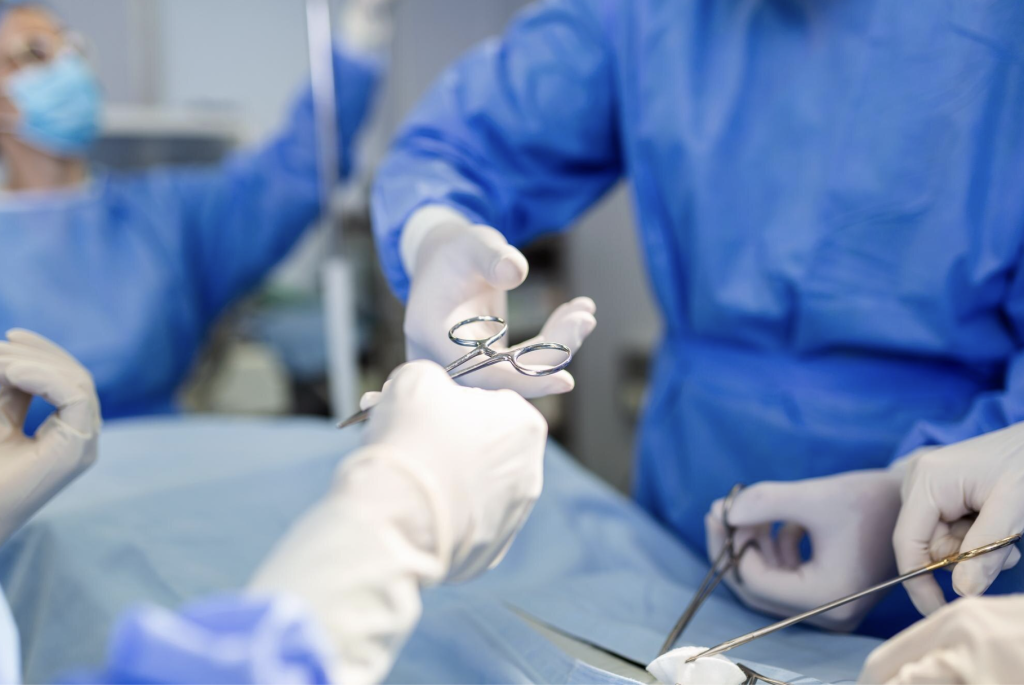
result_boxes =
[56,0,660,493]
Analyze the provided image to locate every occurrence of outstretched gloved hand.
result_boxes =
[705,470,903,631]
[400,205,596,398]
[0,329,101,545]
[894,425,1024,617]
[250,360,548,683]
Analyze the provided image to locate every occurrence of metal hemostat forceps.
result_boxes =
[660,484,754,656]
[686,533,1023,665]
[658,485,782,685]
[336,315,573,428]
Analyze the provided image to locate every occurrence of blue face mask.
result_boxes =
[5,51,101,157]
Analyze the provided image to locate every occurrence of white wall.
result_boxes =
[49,0,145,102]
[154,0,313,142]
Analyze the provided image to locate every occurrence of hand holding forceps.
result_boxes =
[659,483,1023,669]
[337,315,573,429]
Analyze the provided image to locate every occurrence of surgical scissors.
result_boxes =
[659,483,755,655]
[336,315,573,428]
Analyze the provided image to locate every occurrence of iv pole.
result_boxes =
[306,0,359,420]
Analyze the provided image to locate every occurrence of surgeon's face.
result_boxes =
[0,6,67,125]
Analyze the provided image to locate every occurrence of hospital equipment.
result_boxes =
[688,533,1023,664]
[660,484,751,655]
[305,0,361,422]
[736,663,786,686]
[370,0,1024,635]
[336,315,572,428]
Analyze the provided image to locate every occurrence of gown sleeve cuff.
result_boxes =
[94,594,335,684]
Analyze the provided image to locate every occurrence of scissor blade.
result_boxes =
[737,664,788,685]
[336,408,371,429]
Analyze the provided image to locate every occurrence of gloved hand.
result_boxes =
[400,205,596,398]
[0,329,100,545]
[250,360,547,684]
[858,595,1024,684]
[893,425,1024,617]
[705,469,903,631]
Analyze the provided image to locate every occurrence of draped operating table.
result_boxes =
[0,417,886,684]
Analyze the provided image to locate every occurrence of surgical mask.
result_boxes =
[3,51,100,157]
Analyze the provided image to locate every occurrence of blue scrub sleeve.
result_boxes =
[176,46,381,323]
[896,265,1024,457]
[371,0,623,300]
[64,594,333,685]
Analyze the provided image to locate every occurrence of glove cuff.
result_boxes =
[399,204,474,278]
[335,446,455,585]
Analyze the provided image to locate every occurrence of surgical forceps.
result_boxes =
[659,483,755,656]
[737,663,787,685]
[337,315,573,428]
[687,532,1024,663]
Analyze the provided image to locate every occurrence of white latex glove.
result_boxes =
[705,469,903,631]
[0,329,100,545]
[858,595,1024,684]
[338,0,395,56]
[400,205,596,398]
[894,426,1024,618]
[250,360,547,684]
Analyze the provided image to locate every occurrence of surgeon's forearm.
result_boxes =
[248,448,444,684]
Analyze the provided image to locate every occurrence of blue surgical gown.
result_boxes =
[0,47,379,432]
[371,0,1024,634]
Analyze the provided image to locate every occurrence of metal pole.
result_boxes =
[305,0,359,419]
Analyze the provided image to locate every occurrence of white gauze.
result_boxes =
[647,646,746,685]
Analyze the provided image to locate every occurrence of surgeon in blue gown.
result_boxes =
[0,0,382,431]
[370,0,1024,636]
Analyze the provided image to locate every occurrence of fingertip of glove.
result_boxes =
[567,296,597,314]
[359,391,382,411]
[489,252,528,289]
[576,312,597,337]
[951,559,998,599]
[531,372,574,397]
[553,373,575,394]
[1004,546,1022,570]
